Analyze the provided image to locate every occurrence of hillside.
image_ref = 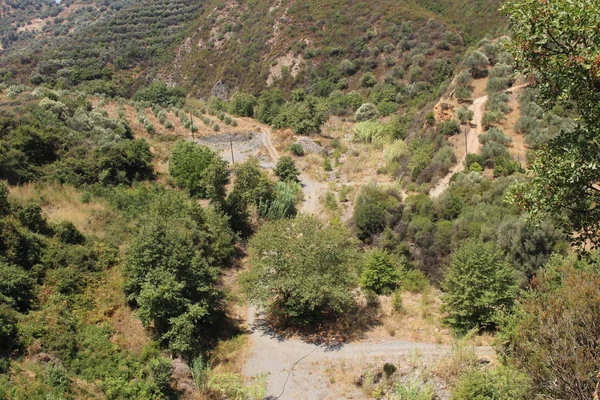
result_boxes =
[0,0,506,97]
[1,0,600,399]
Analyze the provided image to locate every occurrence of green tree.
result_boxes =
[133,81,185,107]
[240,215,358,325]
[353,184,402,242]
[442,239,516,332]
[169,141,229,200]
[124,194,233,355]
[360,249,401,295]
[502,0,600,249]
[274,156,300,183]
[229,92,257,117]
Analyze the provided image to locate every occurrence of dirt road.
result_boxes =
[429,84,528,198]
[243,307,492,399]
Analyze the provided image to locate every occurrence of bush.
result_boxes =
[168,141,229,200]
[149,357,173,392]
[393,378,435,400]
[360,72,377,87]
[438,119,460,135]
[354,103,380,122]
[289,143,305,156]
[133,81,185,107]
[481,111,503,129]
[401,269,430,293]
[54,221,85,245]
[391,290,403,313]
[377,101,398,116]
[451,366,532,400]
[360,250,401,295]
[465,51,489,78]
[480,127,512,146]
[353,184,402,242]
[352,120,386,143]
[229,92,257,117]
[338,59,358,76]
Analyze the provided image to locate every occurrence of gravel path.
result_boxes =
[243,307,493,399]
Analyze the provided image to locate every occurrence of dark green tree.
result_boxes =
[442,239,516,332]
[274,156,300,183]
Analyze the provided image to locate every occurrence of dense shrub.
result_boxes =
[229,92,257,117]
[353,184,402,242]
[169,141,229,200]
[354,103,380,122]
[360,250,401,295]
[274,156,300,183]
[133,81,185,107]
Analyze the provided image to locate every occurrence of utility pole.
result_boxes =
[190,110,194,140]
[464,123,469,160]
[229,132,235,164]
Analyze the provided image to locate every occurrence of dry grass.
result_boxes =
[364,290,451,345]
[83,268,152,356]
[8,183,112,237]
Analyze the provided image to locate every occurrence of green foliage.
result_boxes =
[391,290,403,313]
[353,184,402,242]
[457,105,474,124]
[124,192,234,356]
[354,102,379,122]
[0,261,34,311]
[169,141,229,200]
[149,357,173,392]
[229,92,257,117]
[442,239,517,333]
[451,366,532,400]
[352,120,386,144]
[272,96,328,135]
[53,221,85,245]
[241,215,358,326]
[502,0,600,249]
[360,72,377,87]
[393,378,435,400]
[274,156,300,183]
[500,260,600,399]
[465,51,489,78]
[360,249,401,295]
[256,89,284,125]
[263,182,299,220]
[437,119,460,135]
[289,143,305,157]
[0,182,9,216]
[133,81,185,107]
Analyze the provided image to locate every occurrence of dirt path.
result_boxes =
[428,84,528,198]
[256,126,324,214]
[243,307,492,399]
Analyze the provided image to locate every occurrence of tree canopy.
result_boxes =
[240,215,358,326]
[503,0,600,249]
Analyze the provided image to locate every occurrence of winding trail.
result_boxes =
[257,126,324,214]
[244,126,494,399]
[428,84,528,198]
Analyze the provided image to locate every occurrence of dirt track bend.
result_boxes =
[243,307,493,399]
[428,84,528,198]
